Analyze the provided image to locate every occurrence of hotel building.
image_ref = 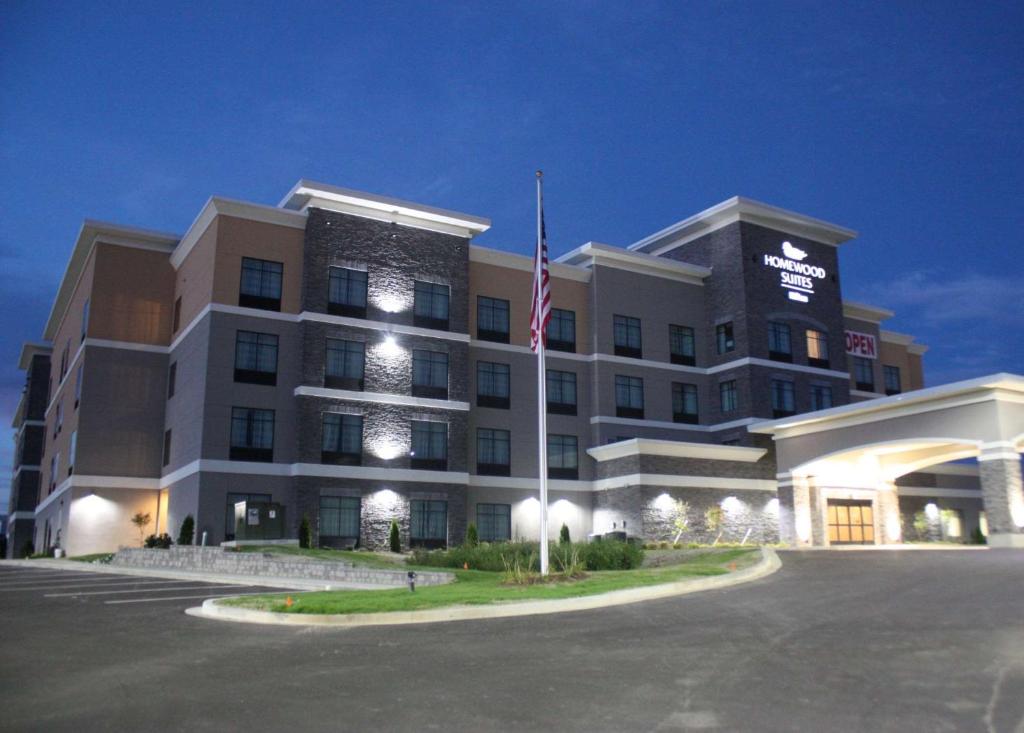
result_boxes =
[7,181,1023,557]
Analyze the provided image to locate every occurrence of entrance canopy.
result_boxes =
[750,373,1024,547]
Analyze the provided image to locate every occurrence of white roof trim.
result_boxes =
[587,437,766,463]
[18,342,51,370]
[470,245,591,282]
[843,300,894,323]
[556,241,711,285]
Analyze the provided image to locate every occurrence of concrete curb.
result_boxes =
[185,547,782,627]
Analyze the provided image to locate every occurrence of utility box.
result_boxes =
[233,501,286,541]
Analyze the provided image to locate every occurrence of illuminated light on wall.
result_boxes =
[886,512,903,542]
[721,496,744,514]
[653,492,675,514]
[765,497,780,514]
[1010,497,1024,528]
[374,294,408,314]
[367,489,400,511]
[379,335,401,358]
[924,502,940,520]
[372,441,404,460]
[795,513,812,543]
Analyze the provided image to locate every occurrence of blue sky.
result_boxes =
[1,1,1022,505]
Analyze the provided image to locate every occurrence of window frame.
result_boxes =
[239,257,284,312]
[771,379,796,418]
[719,380,738,413]
[327,267,368,318]
[613,315,642,359]
[410,499,448,548]
[547,434,579,480]
[884,365,902,395]
[321,412,363,466]
[411,349,449,400]
[853,357,875,392]
[325,338,365,391]
[476,503,512,543]
[319,495,362,543]
[768,321,792,363]
[716,322,735,355]
[229,407,275,462]
[806,329,830,369]
[476,428,511,476]
[614,374,644,419]
[410,420,448,471]
[546,308,576,353]
[413,280,450,331]
[477,296,510,343]
[672,382,699,424]
[546,369,578,415]
[234,331,279,386]
[477,361,510,409]
[669,324,696,366]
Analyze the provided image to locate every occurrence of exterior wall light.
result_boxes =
[721,496,743,514]
[381,335,400,357]
[924,502,940,520]
[764,497,780,514]
[653,492,675,514]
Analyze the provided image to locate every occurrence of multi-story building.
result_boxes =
[8,180,1019,557]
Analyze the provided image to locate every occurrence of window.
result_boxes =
[546,370,577,415]
[477,428,511,476]
[59,341,69,381]
[768,322,792,362]
[234,331,279,385]
[327,267,367,318]
[75,364,84,408]
[319,496,361,541]
[413,280,450,330]
[613,315,642,358]
[49,453,59,492]
[325,339,365,390]
[810,384,833,411]
[672,383,699,424]
[162,429,171,468]
[239,257,283,311]
[716,322,735,354]
[167,362,176,399]
[172,296,182,333]
[411,421,447,470]
[720,380,738,412]
[477,361,510,409]
[477,503,511,542]
[321,413,363,465]
[771,379,796,417]
[884,365,902,395]
[410,499,447,548]
[546,309,576,352]
[806,329,829,369]
[669,325,696,366]
[69,431,77,475]
[477,296,510,343]
[412,350,449,399]
[225,492,271,541]
[54,399,63,438]
[229,407,275,462]
[547,434,579,480]
[853,357,875,392]
[80,299,89,343]
[615,375,644,419]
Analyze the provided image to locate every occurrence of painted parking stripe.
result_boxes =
[0,572,108,581]
[0,579,190,592]
[45,584,248,597]
[104,591,275,605]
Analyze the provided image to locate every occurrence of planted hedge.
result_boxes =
[411,540,644,572]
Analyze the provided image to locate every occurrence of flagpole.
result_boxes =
[535,170,550,576]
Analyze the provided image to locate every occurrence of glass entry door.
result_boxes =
[827,500,875,545]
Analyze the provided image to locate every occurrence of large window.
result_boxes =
[239,257,283,311]
[325,339,365,390]
[669,325,696,366]
[672,383,699,424]
[546,370,577,415]
[321,413,363,465]
[806,329,829,369]
[810,384,833,411]
[547,434,579,480]
[234,331,279,385]
[477,428,511,476]
[413,281,450,330]
[771,379,796,417]
[546,309,576,352]
[768,322,792,362]
[853,357,875,392]
[230,407,275,462]
[613,315,642,359]
[716,322,735,354]
[720,380,738,413]
[476,503,511,542]
[614,375,644,419]
[884,365,902,395]
[412,350,449,399]
[225,491,271,541]
[410,499,447,548]
[477,296,510,343]
[477,361,510,409]
[327,267,368,318]
[319,496,361,542]
[411,421,447,471]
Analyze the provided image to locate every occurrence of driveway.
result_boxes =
[1,550,1022,732]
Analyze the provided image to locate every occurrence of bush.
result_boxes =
[177,515,195,546]
[971,526,987,545]
[144,533,173,549]
[412,540,644,572]
[465,523,478,547]
[559,523,571,545]
[389,520,401,553]
[299,515,312,549]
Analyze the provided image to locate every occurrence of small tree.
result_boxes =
[131,512,152,547]
[705,506,724,546]
[672,500,691,544]
[177,515,195,546]
[559,523,571,545]
[299,515,312,549]
[389,520,401,553]
[466,522,479,547]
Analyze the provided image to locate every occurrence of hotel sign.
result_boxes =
[763,241,826,303]
[845,330,877,359]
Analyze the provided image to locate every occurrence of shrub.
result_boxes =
[465,523,478,547]
[144,533,173,549]
[131,512,152,547]
[971,526,987,545]
[389,520,401,553]
[412,540,644,572]
[299,515,312,549]
[559,523,571,545]
[177,515,195,546]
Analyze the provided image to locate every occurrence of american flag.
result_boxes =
[530,206,551,352]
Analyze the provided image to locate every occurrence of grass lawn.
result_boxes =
[222,547,759,615]
[234,544,411,569]
[68,553,114,563]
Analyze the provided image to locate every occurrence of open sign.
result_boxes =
[845,330,877,359]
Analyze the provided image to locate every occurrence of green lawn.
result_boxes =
[68,553,114,563]
[234,544,411,569]
[222,547,758,615]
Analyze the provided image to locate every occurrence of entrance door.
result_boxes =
[827,500,875,545]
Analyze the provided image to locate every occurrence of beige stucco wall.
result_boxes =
[65,487,162,556]
[211,215,306,314]
[91,244,176,345]
[174,218,219,334]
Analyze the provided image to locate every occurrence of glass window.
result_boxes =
[477,361,510,408]
[69,430,78,474]
[410,499,447,544]
[546,309,576,352]
[239,257,283,310]
[672,383,698,424]
[716,323,735,354]
[321,413,363,464]
[166,362,175,400]
[771,380,796,416]
[768,322,792,360]
[413,281,450,329]
[173,296,182,333]
[59,342,69,381]
[80,299,89,343]
[225,491,271,540]
[230,407,275,461]
[327,267,368,317]
[412,350,449,399]
[669,325,695,365]
[411,421,447,469]
[320,496,361,539]
[810,384,833,411]
[161,429,170,468]
[720,380,738,412]
[884,365,902,395]
[325,339,365,390]
[547,434,579,479]
[806,329,829,367]
[614,375,644,418]
[477,428,511,475]
[613,315,642,358]
[75,363,84,407]
[477,296,510,343]
[476,503,511,542]
[547,370,577,415]
[853,357,875,391]
[234,331,278,385]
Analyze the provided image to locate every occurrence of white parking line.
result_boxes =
[45,585,247,598]
[0,572,103,581]
[105,591,276,604]
[0,579,188,592]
